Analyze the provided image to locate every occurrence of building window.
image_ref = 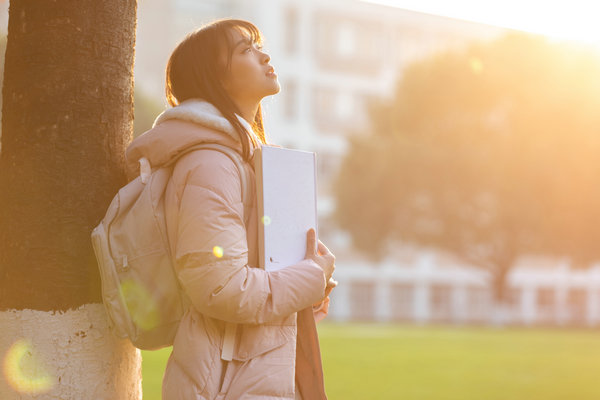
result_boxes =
[335,90,354,120]
[467,286,491,322]
[312,86,365,133]
[316,150,338,183]
[283,79,297,120]
[391,284,413,320]
[313,12,383,76]
[350,281,375,320]
[567,288,587,325]
[336,22,356,57]
[312,85,336,130]
[536,287,555,322]
[430,285,452,321]
[284,7,298,54]
[506,287,521,309]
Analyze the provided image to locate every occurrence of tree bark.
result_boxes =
[0,0,136,311]
[0,1,141,398]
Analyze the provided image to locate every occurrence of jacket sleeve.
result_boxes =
[173,150,327,325]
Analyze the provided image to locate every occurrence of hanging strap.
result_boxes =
[139,157,152,184]
[221,322,237,361]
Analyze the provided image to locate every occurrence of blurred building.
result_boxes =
[330,251,600,327]
[0,0,7,35]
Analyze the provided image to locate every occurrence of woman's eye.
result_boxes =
[242,44,262,54]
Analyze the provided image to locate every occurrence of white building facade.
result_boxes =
[330,253,600,327]
[135,1,600,327]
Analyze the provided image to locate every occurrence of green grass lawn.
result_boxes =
[141,323,600,399]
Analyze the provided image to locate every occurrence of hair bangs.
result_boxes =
[219,19,264,70]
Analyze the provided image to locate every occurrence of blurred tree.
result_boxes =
[0,0,140,397]
[335,34,600,307]
[134,85,164,137]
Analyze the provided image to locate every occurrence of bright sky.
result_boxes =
[362,0,600,47]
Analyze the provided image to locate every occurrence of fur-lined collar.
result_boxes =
[125,99,251,179]
[153,99,240,141]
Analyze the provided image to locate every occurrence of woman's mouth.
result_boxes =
[266,67,277,78]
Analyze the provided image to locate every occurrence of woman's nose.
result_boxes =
[260,50,270,64]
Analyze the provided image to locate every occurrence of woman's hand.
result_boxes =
[312,280,337,322]
[305,228,335,282]
[305,229,337,323]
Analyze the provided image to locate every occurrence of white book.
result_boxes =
[254,145,318,271]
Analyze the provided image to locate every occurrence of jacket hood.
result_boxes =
[125,99,252,179]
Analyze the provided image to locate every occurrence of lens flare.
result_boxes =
[261,215,272,226]
[469,57,484,75]
[3,339,55,394]
[213,246,224,258]
[120,279,160,331]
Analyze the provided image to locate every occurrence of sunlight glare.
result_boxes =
[362,0,600,47]
[469,57,484,74]
[213,245,224,258]
[120,279,160,331]
[3,339,55,395]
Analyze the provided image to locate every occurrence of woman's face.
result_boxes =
[221,28,280,106]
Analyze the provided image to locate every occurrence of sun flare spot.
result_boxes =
[3,339,55,394]
[261,215,272,226]
[213,245,224,258]
[120,279,160,331]
[469,57,484,74]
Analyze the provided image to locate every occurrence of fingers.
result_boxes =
[306,232,336,283]
[324,285,334,297]
[317,240,332,257]
[305,228,316,257]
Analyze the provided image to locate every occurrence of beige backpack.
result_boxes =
[91,143,250,350]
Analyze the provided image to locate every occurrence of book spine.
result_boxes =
[254,146,266,269]
[313,152,319,244]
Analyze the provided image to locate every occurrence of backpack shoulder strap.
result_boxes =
[167,143,250,362]
[166,143,251,207]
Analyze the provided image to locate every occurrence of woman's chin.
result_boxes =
[263,83,281,97]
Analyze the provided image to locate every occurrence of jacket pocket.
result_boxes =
[233,322,296,361]
[171,311,224,397]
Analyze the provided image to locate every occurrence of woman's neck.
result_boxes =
[234,100,258,125]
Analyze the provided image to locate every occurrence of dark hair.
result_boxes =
[165,19,267,160]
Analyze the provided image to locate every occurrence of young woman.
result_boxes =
[125,19,336,399]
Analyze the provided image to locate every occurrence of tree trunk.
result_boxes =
[0,0,140,398]
[489,256,516,326]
